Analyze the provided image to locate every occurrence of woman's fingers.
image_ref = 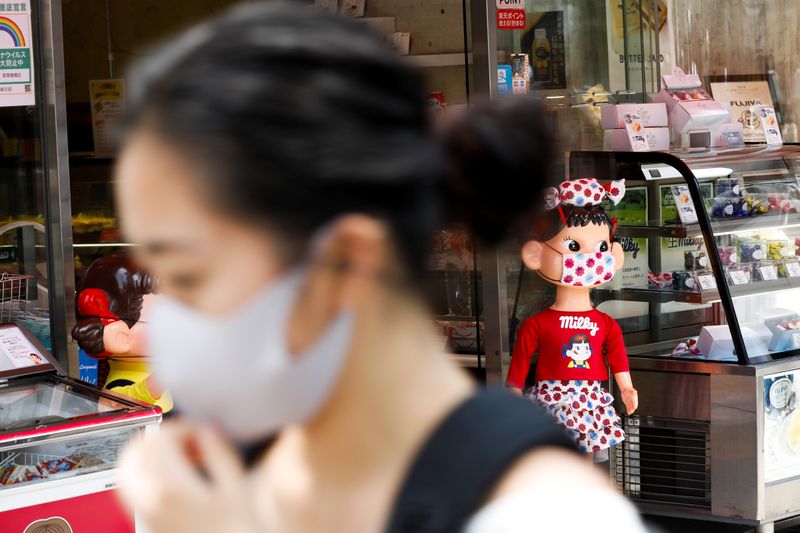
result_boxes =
[194,425,246,494]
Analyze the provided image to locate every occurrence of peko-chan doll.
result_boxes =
[506,178,638,456]
[72,252,172,413]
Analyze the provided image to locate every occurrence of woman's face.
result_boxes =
[115,131,282,315]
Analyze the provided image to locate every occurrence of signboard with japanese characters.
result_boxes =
[89,79,125,157]
[0,1,33,107]
[497,1,526,30]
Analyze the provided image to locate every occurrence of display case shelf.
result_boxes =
[681,213,800,238]
[616,225,688,238]
[406,53,472,68]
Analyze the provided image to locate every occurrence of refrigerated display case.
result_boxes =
[0,322,160,531]
[566,147,800,531]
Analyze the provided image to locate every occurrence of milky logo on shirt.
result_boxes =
[559,315,599,336]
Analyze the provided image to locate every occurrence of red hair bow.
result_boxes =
[77,288,119,325]
[544,178,626,209]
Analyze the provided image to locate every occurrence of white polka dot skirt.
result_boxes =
[527,379,625,453]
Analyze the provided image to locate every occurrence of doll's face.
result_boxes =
[520,221,624,288]
[567,341,591,362]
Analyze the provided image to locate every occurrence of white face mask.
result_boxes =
[149,269,355,444]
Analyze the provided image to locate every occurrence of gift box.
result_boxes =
[600,103,669,129]
[654,68,729,133]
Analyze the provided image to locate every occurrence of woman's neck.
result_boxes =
[551,285,593,312]
[263,294,474,484]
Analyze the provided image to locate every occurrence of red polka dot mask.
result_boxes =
[541,243,617,287]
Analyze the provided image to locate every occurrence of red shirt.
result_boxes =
[505,308,629,388]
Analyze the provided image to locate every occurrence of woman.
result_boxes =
[116,3,645,532]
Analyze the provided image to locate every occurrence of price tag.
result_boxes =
[757,106,783,146]
[697,273,717,291]
[624,112,649,152]
[785,262,800,278]
[670,185,699,224]
[728,269,750,285]
[759,265,779,281]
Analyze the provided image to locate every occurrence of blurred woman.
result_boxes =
[116,3,645,532]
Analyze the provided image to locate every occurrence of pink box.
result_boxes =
[601,103,669,129]
[604,127,670,151]
[710,122,745,147]
[667,99,730,133]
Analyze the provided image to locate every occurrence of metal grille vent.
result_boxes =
[614,416,711,509]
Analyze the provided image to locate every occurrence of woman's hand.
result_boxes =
[118,421,260,533]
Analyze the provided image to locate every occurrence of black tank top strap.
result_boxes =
[384,387,575,533]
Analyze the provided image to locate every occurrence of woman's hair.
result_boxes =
[123,2,555,277]
[530,204,614,243]
[71,251,155,355]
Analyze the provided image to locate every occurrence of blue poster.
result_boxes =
[498,65,512,95]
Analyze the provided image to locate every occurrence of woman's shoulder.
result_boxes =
[465,447,646,532]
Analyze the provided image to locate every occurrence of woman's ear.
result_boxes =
[103,320,133,355]
[521,240,544,271]
[287,215,389,355]
[611,241,625,271]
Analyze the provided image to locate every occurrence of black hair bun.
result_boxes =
[440,97,555,245]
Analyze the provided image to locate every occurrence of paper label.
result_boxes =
[729,269,750,285]
[670,185,698,224]
[758,106,783,146]
[759,265,779,281]
[697,273,717,291]
[785,262,800,278]
[624,112,649,152]
[89,79,125,157]
[497,65,512,95]
[0,326,45,369]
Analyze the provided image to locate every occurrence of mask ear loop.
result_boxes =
[556,204,567,225]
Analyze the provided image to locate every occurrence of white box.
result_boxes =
[604,127,670,151]
[392,32,411,55]
[600,103,669,129]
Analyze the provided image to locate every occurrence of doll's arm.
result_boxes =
[605,316,637,414]
[107,376,163,405]
[613,371,638,415]
[506,319,539,394]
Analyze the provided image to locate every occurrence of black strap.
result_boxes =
[105,379,135,389]
[385,388,575,533]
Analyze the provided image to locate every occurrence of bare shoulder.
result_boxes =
[488,446,611,500]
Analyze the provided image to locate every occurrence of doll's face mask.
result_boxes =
[542,242,616,287]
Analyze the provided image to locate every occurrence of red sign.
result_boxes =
[497,9,526,30]
[0,490,134,532]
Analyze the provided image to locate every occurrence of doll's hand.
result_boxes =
[118,421,262,533]
[620,387,638,415]
[509,387,523,397]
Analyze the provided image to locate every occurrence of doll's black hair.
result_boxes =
[530,204,614,242]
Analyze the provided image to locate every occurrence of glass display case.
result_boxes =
[569,146,800,365]
[0,324,160,530]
